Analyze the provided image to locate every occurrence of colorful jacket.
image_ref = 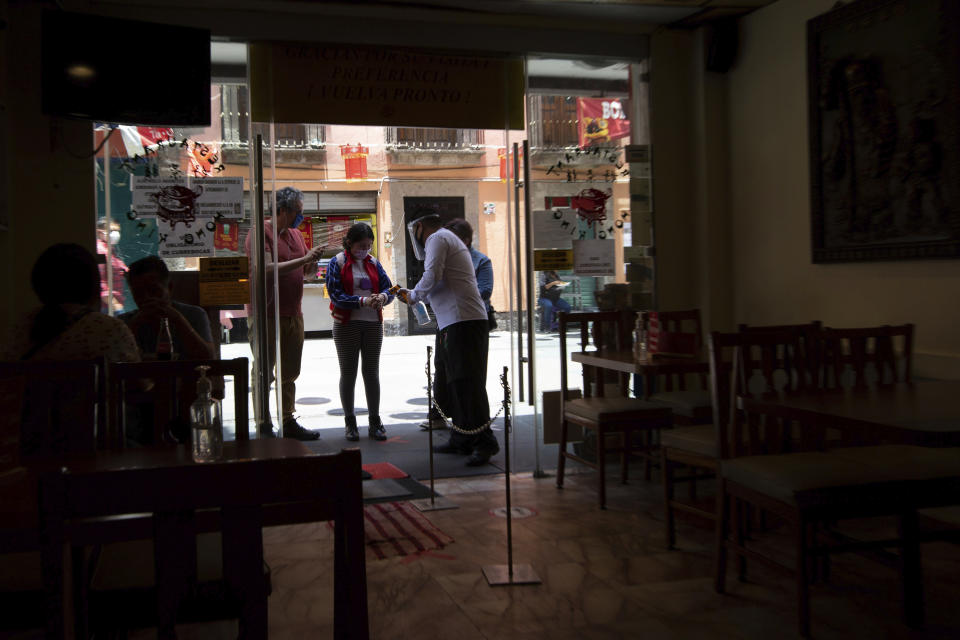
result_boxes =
[326,251,394,323]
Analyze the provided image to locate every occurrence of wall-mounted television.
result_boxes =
[42,11,211,127]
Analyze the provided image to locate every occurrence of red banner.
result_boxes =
[340,145,369,180]
[298,218,314,249]
[576,98,630,148]
[498,148,507,182]
[214,221,239,251]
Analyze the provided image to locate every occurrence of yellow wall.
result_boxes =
[727,0,960,378]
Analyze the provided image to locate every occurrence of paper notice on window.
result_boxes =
[573,239,615,276]
[157,219,214,258]
[533,209,576,249]
[132,177,244,220]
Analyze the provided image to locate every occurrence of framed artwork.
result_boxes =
[808,0,960,262]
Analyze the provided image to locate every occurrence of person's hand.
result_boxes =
[396,288,411,304]
[132,298,175,326]
[370,293,386,309]
[305,244,324,263]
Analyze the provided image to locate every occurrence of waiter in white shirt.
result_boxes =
[397,209,500,466]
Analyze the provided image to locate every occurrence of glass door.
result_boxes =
[520,56,653,474]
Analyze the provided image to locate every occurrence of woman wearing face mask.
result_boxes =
[325,223,395,441]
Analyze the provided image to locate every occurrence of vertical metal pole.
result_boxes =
[522,140,535,407]
[522,140,545,478]
[252,135,271,433]
[103,133,114,316]
[426,345,435,505]
[503,365,513,577]
[512,142,525,403]
[413,344,456,512]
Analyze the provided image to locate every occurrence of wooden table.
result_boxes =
[740,380,960,447]
[1,439,312,553]
[570,349,709,397]
[4,438,369,639]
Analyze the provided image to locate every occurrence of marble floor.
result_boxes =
[11,466,958,640]
[132,464,960,640]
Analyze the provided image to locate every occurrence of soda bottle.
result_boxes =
[157,317,174,361]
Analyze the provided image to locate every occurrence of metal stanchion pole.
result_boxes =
[413,345,457,512]
[483,366,541,586]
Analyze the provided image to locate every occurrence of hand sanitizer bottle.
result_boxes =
[190,365,223,463]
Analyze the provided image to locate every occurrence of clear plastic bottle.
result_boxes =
[157,317,174,361]
[389,284,431,325]
[190,365,223,463]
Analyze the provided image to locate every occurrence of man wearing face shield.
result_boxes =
[398,209,500,466]
[244,186,325,440]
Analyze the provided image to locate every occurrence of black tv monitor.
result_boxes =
[42,11,211,127]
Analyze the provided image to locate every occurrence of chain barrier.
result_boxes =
[424,356,504,435]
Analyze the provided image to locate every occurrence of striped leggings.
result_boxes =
[332,320,383,419]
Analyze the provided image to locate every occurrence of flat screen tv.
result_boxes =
[42,11,211,127]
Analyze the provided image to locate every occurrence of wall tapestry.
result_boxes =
[808,0,960,262]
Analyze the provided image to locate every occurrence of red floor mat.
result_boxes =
[362,462,409,479]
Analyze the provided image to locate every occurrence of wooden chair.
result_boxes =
[39,448,369,640]
[661,323,822,549]
[822,323,913,391]
[106,357,250,446]
[556,311,673,509]
[0,358,107,458]
[714,327,960,637]
[0,359,109,634]
[641,309,712,425]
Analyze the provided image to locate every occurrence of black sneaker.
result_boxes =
[368,417,387,441]
[344,415,359,442]
[282,417,320,441]
[466,442,500,466]
[258,423,277,439]
[432,441,471,455]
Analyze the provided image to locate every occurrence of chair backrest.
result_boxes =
[721,327,813,459]
[39,448,367,640]
[738,321,823,389]
[558,311,631,399]
[0,358,107,459]
[640,309,706,394]
[646,309,703,354]
[107,358,250,447]
[707,331,742,457]
[821,324,913,389]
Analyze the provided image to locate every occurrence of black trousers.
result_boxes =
[433,319,496,450]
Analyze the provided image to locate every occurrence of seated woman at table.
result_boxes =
[538,269,571,332]
[2,243,140,363]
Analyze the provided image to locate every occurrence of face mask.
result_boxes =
[291,213,304,229]
[351,248,369,261]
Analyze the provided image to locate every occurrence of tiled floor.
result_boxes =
[16,467,960,640]
[158,466,960,640]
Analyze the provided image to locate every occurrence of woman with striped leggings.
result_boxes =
[325,223,395,441]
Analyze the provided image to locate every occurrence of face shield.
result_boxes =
[407,215,439,261]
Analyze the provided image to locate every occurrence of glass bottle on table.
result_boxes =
[191,365,223,463]
[156,317,173,361]
[633,314,647,362]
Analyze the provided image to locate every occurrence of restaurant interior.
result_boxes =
[2,0,960,638]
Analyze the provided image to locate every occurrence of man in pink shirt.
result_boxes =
[245,186,324,440]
